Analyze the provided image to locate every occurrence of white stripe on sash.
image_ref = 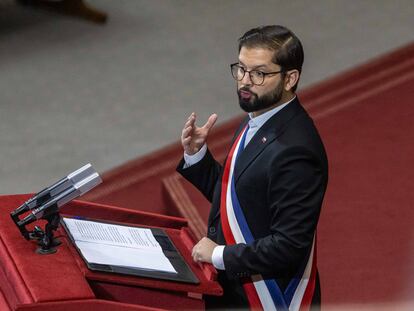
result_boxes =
[252,276,278,311]
[226,129,246,244]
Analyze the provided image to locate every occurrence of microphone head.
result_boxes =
[74,173,102,195]
[56,172,102,208]
[68,163,96,184]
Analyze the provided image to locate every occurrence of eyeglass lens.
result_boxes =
[231,65,264,85]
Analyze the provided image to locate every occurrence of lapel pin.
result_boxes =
[261,137,267,143]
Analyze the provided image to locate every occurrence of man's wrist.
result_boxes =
[183,144,207,168]
[211,245,225,270]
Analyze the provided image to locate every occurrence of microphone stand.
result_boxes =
[37,205,62,255]
[10,204,62,255]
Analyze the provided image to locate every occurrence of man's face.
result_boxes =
[237,47,285,115]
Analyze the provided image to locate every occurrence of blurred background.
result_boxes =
[1,1,414,310]
[1,0,413,194]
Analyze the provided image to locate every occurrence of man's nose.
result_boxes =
[240,72,253,86]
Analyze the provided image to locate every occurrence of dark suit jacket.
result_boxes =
[177,98,328,310]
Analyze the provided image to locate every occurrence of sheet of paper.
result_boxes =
[62,217,176,274]
[63,218,160,250]
[76,241,176,273]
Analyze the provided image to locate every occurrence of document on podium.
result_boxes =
[62,217,177,274]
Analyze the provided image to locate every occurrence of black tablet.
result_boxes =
[61,216,199,284]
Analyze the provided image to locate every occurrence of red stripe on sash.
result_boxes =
[220,127,247,246]
[243,282,263,311]
[299,239,317,311]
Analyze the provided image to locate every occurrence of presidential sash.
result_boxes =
[220,125,317,311]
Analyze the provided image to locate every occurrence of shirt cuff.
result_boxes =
[211,245,225,270]
[183,144,207,168]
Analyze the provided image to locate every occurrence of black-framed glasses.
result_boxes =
[230,63,283,86]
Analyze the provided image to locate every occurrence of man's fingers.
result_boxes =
[187,112,195,120]
[203,113,218,131]
[185,115,196,128]
[185,112,196,127]
[182,125,192,138]
[192,244,199,262]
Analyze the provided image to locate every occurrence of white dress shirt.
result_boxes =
[184,96,296,270]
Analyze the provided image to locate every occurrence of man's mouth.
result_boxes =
[239,90,252,100]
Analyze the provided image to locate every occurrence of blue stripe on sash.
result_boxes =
[284,251,310,304]
[231,128,254,243]
[264,279,289,310]
[284,278,301,305]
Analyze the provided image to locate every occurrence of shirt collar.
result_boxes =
[248,96,296,129]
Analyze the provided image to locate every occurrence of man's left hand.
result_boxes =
[191,237,218,264]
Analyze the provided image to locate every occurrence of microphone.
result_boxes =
[11,163,97,218]
[17,173,102,227]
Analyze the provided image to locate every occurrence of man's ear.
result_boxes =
[284,70,300,92]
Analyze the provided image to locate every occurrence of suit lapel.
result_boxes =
[234,98,304,184]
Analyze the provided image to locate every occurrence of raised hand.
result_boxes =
[181,112,218,155]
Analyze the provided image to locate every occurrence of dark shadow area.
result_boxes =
[0,1,59,36]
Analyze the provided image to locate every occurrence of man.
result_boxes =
[177,25,328,310]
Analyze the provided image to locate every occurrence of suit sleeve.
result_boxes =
[176,148,223,202]
[223,146,327,280]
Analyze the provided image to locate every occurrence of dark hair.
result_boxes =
[238,25,304,91]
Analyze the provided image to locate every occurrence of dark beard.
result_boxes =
[238,82,284,113]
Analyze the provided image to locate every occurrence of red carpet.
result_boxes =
[83,42,414,306]
[308,44,414,305]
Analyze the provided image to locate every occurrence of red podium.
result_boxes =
[0,194,222,311]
